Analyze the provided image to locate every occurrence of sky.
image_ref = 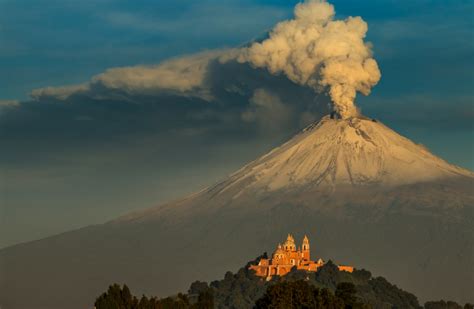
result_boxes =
[0,0,473,248]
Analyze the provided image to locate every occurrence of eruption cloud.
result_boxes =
[235,0,381,119]
[29,0,380,121]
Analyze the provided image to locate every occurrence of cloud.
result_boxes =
[0,99,19,107]
[20,0,472,140]
[242,88,293,134]
[30,84,89,101]
[0,100,20,117]
[32,0,381,121]
[91,51,223,101]
[4,50,331,165]
[233,0,381,119]
[30,50,225,102]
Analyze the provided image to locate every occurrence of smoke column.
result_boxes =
[236,0,381,119]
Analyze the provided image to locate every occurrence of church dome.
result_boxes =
[273,243,285,258]
[274,248,284,255]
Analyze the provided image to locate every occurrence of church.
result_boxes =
[249,234,353,279]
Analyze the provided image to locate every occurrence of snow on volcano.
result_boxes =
[218,115,471,194]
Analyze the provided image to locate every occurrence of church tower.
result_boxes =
[283,234,296,251]
[302,235,310,260]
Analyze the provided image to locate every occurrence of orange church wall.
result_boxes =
[337,265,354,273]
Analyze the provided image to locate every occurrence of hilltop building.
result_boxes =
[249,234,353,279]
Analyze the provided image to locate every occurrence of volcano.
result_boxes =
[1,116,473,309]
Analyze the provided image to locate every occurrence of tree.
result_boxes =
[95,284,192,309]
[369,276,419,308]
[317,288,345,309]
[335,282,371,309]
[188,281,209,296]
[314,260,343,290]
[137,295,151,309]
[95,284,138,309]
[424,300,463,309]
[352,269,372,282]
[336,282,358,306]
[194,288,214,309]
[254,280,346,309]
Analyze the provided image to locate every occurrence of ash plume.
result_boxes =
[28,0,380,121]
[235,0,381,119]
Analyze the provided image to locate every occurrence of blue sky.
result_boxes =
[0,0,473,248]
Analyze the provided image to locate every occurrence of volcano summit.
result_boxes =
[1,115,473,309]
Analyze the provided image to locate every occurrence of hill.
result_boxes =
[208,255,420,309]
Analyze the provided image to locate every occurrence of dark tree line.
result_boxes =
[255,280,370,309]
[94,284,213,309]
[424,301,473,309]
[94,281,369,309]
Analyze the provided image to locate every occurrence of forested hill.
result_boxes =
[95,254,474,309]
[206,254,420,309]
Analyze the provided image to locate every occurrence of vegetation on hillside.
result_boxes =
[424,301,474,309]
[255,280,370,308]
[208,254,419,309]
[95,254,474,309]
[94,284,213,309]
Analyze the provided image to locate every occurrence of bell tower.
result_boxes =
[283,234,296,251]
[302,235,310,260]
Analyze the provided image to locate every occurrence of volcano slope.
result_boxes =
[1,116,473,309]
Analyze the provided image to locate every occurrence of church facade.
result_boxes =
[249,234,353,279]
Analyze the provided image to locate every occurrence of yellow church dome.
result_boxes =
[273,243,285,259]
